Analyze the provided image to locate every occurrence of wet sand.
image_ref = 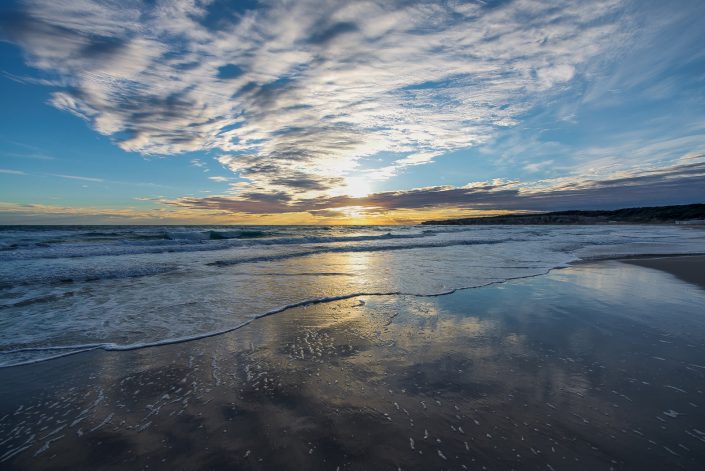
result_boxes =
[1,258,705,470]
[624,255,705,291]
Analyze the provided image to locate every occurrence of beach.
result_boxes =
[2,255,704,470]
[624,255,705,291]
[2,1,705,469]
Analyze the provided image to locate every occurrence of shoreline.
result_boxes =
[2,253,704,371]
[621,254,705,291]
[1,256,704,469]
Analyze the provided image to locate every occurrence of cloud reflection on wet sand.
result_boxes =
[1,260,705,469]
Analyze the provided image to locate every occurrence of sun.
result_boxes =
[343,176,371,198]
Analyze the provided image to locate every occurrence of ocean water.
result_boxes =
[1,224,704,367]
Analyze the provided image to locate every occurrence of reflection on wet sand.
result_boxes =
[1,260,705,469]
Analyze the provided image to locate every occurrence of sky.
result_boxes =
[0,0,704,225]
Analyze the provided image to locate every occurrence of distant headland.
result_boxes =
[422,203,705,225]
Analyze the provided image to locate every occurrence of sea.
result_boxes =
[1,224,704,367]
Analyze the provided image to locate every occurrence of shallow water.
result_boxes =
[0,261,704,469]
[1,225,704,366]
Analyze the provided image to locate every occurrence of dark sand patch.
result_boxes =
[624,255,705,291]
[1,259,705,470]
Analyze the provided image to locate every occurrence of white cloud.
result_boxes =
[523,160,555,173]
[6,0,630,198]
[163,156,705,215]
[51,173,104,182]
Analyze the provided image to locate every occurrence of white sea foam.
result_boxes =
[1,224,704,367]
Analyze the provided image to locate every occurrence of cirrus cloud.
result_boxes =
[2,0,629,200]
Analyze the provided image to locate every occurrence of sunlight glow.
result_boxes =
[342,177,372,198]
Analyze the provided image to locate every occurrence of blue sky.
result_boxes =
[0,0,704,224]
